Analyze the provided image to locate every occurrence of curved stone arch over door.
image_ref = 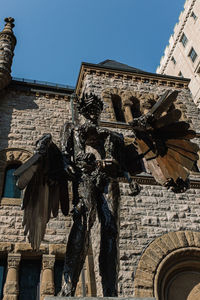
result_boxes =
[101,88,158,123]
[134,231,200,299]
[0,148,32,201]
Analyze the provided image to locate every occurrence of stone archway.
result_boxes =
[0,148,32,198]
[134,231,200,299]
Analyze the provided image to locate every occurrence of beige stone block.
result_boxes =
[49,244,66,256]
[2,295,18,300]
[3,281,18,294]
[185,231,196,247]
[40,281,54,294]
[134,286,154,297]
[0,242,13,252]
[14,242,48,254]
[193,231,200,247]
[176,231,188,247]
[168,231,182,248]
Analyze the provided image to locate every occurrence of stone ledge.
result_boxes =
[45,298,156,300]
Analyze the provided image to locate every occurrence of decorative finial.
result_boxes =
[4,17,15,28]
[1,17,15,35]
[0,17,16,90]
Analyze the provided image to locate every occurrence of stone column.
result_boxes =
[122,98,134,123]
[40,254,55,300]
[3,253,21,300]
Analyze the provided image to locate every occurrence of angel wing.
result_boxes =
[130,90,199,192]
[14,133,72,250]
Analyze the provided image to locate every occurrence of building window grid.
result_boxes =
[178,71,183,78]
[171,56,176,65]
[191,11,197,21]
[180,33,188,47]
[2,164,22,199]
[189,47,197,63]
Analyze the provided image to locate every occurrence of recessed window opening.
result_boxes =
[129,97,141,118]
[111,94,126,122]
[180,33,188,47]
[178,71,183,78]
[171,56,176,65]
[2,163,21,198]
[191,11,197,20]
[189,47,197,62]
[54,260,64,296]
[0,260,7,299]
[19,259,41,300]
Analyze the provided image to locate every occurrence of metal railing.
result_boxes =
[12,77,75,90]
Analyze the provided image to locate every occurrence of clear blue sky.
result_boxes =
[1,0,185,87]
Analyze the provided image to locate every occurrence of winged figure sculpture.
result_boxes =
[14,90,199,296]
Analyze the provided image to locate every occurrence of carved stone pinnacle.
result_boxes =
[4,17,15,27]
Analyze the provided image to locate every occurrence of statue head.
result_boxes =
[76,93,103,124]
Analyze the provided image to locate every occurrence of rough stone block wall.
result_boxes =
[0,204,71,246]
[81,73,200,296]
[0,87,72,253]
[91,182,200,297]
[0,89,71,150]
[82,73,200,136]
[0,73,200,298]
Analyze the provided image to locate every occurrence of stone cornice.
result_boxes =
[120,174,200,188]
[5,79,74,100]
[157,0,196,74]
[76,63,190,96]
[0,242,66,258]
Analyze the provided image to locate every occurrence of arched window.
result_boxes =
[111,95,125,122]
[2,164,21,198]
[157,252,200,300]
[129,96,141,118]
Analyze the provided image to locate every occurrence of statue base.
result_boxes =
[44,297,156,300]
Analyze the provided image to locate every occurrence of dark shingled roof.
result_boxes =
[80,59,189,82]
[98,59,144,73]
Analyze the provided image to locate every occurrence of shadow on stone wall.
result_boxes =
[0,90,38,149]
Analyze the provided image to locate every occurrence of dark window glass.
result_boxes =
[19,260,41,300]
[0,261,6,299]
[2,164,21,198]
[180,33,188,47]
[178,71,183,78]
[171,56,176,65]
[189,47,197,62]
[130,97,141,118]
[54,260,64,295]
[111,95,125,122]
[191,11,197,20]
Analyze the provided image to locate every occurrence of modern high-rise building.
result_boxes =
[157,0,200,107]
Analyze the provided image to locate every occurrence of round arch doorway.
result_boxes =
[155,248,200,300]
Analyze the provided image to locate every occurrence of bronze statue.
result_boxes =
[14,91,199,296]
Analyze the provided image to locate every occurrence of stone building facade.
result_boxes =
[0,18,200,300]
[156,0,200,108]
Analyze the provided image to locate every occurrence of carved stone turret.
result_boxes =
[0,17,16,90]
